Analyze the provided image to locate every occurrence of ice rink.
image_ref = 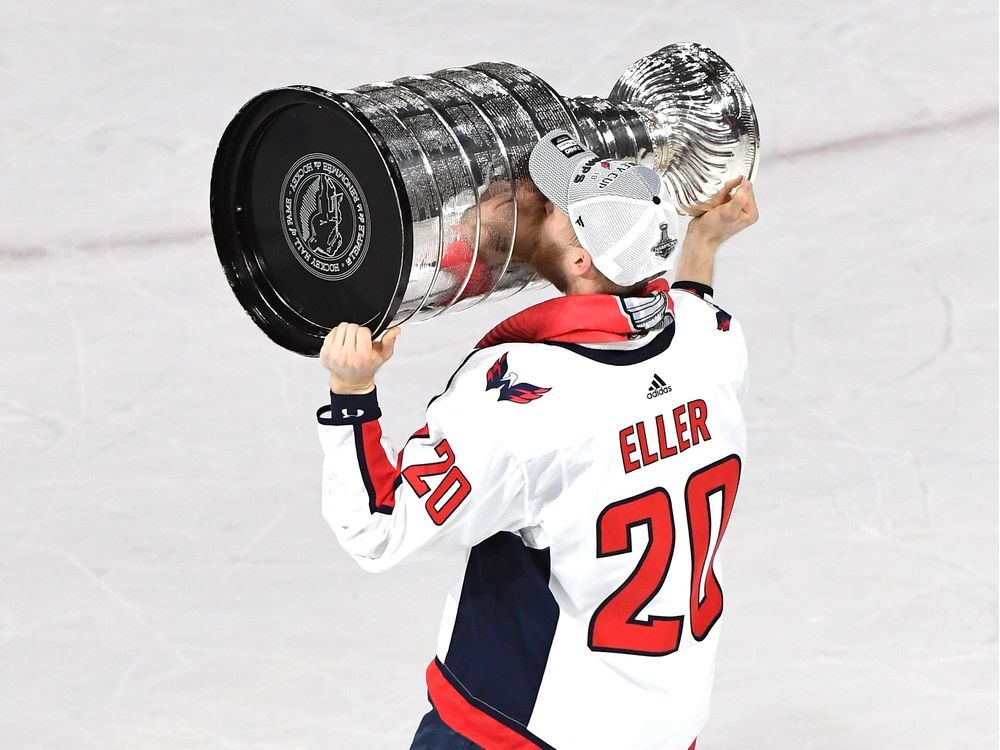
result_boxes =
[1,1,997,747]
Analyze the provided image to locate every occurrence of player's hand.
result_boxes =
[320,324,401,394]
[685,179,759,249]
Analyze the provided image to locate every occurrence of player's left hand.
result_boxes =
[685,178,759,248]
[321,324,401,394]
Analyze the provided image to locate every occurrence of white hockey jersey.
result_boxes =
[318,282,748,750]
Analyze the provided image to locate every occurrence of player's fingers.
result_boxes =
[321,325,339,349]
[355,326,373,364]
[707,176,744,208]
[335,323,355,365]
[323,324,347,369]
[719,190,748,221]
[333,322,349,353]
[739,182,758,223]
[344,323,365,368]
[747,182,760,221]
[342,323,361,358]
[730,184,753,210]
[376,327,401,362]
[320,326,339,367]
[720,175,744,197]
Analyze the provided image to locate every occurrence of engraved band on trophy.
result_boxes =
[209,42,759,355]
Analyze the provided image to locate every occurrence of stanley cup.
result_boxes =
[210,43,759,355]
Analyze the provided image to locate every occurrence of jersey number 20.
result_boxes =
[588,455,741,656]
[402,439,472,526]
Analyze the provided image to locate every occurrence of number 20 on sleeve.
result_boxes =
[402,440,473,525]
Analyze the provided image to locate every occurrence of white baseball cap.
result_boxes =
[528,129,679,287]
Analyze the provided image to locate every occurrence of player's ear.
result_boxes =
[566,245,592,278]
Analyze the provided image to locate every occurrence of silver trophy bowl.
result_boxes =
[210,42,758,355]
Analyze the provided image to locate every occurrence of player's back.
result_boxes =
[433,290,748,750]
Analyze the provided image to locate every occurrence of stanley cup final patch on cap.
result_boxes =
[651,221,677,260]
[567,171,681,287]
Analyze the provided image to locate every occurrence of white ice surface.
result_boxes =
[0,1,997,748]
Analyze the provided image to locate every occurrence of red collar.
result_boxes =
[477,279,673,348]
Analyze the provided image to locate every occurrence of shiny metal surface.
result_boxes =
[346,43,758,328]
[433,63,575,305]
[333,89,443,325]
[215,43,759,345]
[609,43,760,213]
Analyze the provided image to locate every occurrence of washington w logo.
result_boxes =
[485,353,551,404]
[647,374,672,399]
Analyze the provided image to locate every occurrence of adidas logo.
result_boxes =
[647,373,672,399]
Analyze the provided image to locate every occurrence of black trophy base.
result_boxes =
[210,87,412,356]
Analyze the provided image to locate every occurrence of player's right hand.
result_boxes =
[320,323,401,395]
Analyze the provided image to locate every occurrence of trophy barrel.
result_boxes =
[211,64,577,355]
[210,87,412,355]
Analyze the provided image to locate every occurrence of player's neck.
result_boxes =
[527,240,620,297]
[563,271,613,296]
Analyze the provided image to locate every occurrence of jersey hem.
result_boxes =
[426,658,555,750]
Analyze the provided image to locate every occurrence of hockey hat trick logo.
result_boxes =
[485,353,551,404]
[528,130,679,287]
[281,153,371,281]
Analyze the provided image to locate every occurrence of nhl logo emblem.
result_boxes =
[280,153,370,280]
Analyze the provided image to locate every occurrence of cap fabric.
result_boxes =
[528,129,680,287]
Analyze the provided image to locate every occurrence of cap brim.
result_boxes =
[528,130,595,214]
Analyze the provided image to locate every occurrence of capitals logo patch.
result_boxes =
[485,353,551,404]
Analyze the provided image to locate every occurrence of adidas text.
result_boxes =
[647,374,672,399]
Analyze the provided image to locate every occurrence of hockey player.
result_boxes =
[317,129,759,750]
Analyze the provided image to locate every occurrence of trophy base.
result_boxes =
[210,87,411,356]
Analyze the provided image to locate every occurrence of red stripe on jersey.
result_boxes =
[359,420,398,512]
[396,424,430,472]
[477,278,672,348]
[426,659,550,750]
